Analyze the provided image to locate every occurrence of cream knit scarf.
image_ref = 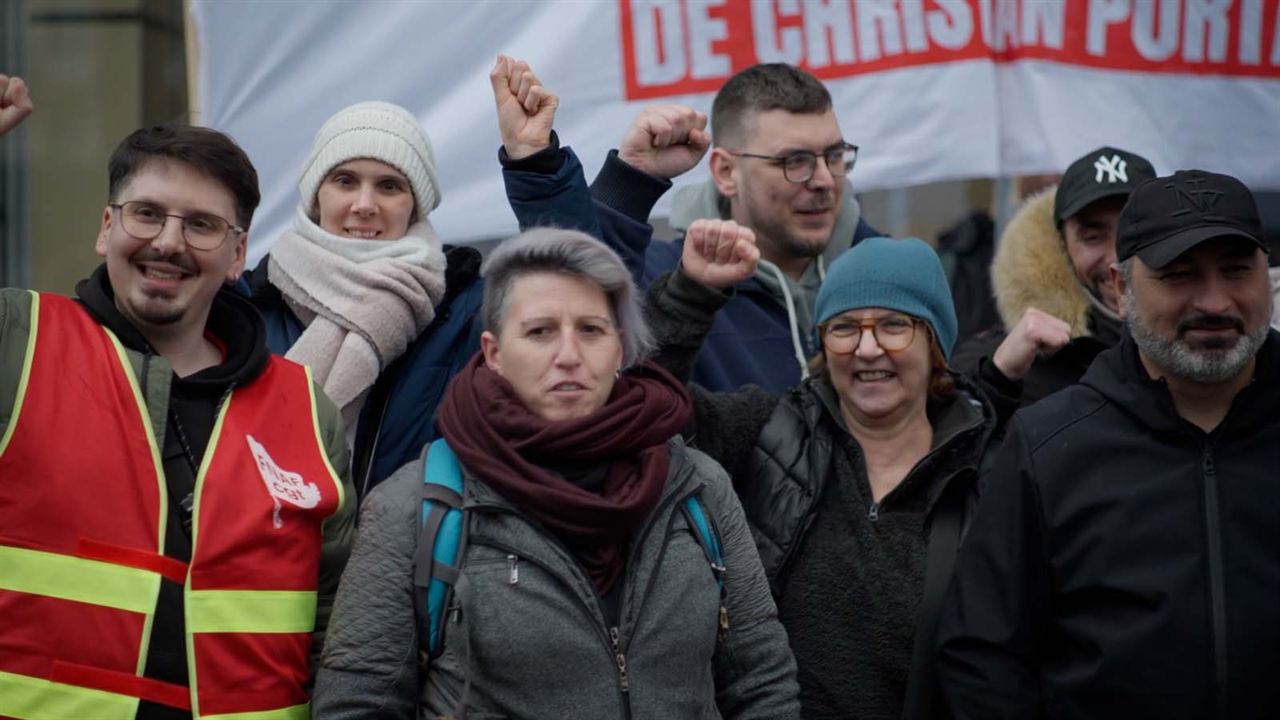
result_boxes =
[269,205,447,432]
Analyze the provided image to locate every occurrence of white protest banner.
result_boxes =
[191,0,1280,262]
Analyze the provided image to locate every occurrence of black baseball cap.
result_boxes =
[1117,169,1266,269]
[1054,147,1156,226]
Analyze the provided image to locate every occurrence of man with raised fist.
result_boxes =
[950,146,1158,408]
[939,170,1280,718]
[498,62,881,393]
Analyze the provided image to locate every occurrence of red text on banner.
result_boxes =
[620,0,1280,100]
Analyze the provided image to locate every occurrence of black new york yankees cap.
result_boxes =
[1117,169,1266,269]
[1054,147,1156,227]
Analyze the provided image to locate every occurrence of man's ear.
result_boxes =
[481,330,501,374]
[709,148,738,199]
[225,230,249,284]
[94,206,113,258]
[1110,262,1127,320]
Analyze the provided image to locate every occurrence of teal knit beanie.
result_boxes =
[814,236,958,358]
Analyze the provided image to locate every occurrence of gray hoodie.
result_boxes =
[312,437,800,719]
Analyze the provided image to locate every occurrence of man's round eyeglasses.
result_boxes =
[820,315,920,354]
[726,143,859,184]
[110,201,243,251]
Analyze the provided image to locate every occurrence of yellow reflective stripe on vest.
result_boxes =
[186,590,316,634]
[0,291,40,458]
[0,669,139,720]
[201,701,310,720]
[0,545,161,614]
[101,325,170,678]
[303,365,345,518]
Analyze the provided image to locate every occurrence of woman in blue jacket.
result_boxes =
[244,101,483,497]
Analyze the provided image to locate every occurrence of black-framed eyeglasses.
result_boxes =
[820,314,920,354]
[109,201,243,251]
[725,142,859,184]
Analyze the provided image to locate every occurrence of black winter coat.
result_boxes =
[951,326,1112,410]
[938,331,1280,719]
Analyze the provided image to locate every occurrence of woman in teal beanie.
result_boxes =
[644,222,1017,720]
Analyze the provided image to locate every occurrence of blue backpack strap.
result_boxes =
[681,493,730,641]
[411,439,466,662]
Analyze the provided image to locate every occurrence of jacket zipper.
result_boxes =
[1201,446,1228,718]
[609,625,631,696]
[471,476,696,720]
[867,417,982,526]
[357,392,393,500]
[479,533,633,719]
[620,484,700,642]
[605,482,701,720]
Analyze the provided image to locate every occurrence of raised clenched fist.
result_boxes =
[0,75,33,136]
[992,307,1072,380]
[490,55,558,161]
[680,219,759,291]
[617,105,710,180]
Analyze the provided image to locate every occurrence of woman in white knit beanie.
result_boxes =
[245,100,485,498]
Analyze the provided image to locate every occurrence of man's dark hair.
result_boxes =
[108,124,261,228]
[710,63,832,147]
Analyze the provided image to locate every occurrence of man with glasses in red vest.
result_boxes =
[0,82,355,719]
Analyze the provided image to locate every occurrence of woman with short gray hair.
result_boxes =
[480,227,653,370]
[314,228,800,719]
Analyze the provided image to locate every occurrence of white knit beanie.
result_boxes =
[297,101,441,222]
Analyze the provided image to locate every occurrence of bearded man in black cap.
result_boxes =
[938,170,1280,719]
[952,147,1157,407]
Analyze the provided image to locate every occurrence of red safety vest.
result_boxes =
[0,292,345,719]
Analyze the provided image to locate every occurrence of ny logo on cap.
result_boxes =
[1168,177,1225,220]
[1094,155,1128,183]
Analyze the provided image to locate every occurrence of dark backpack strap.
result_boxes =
[902,478,967,720]
[680,493,730,641]
[412,440,466,664]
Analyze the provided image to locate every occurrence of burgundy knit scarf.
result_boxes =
[437,355,692,593]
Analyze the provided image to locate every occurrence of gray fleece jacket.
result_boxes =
[312,437,800,719]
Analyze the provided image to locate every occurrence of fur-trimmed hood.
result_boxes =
[991,187,1092,338]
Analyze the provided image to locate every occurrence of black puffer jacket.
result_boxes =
[739,371,993,589]
[938,332,1280,719]
[646,270,1009,720]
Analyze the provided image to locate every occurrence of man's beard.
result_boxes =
[745,188,837,263]
[1124,290,1270,383]
[757,219,833,265]
[123,292,188,327]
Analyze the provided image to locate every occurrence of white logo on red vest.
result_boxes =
[247,435,322,529]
